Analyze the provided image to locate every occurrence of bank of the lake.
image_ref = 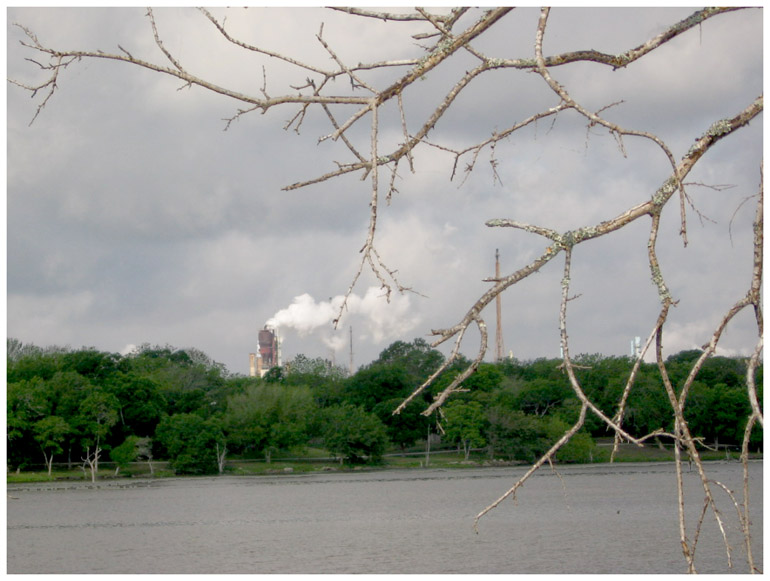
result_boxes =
[7,437,758,485]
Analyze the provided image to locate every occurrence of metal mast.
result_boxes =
[495,249,505,361]
[349,325,354,375]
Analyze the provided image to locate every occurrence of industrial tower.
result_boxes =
[495,249,505,362]
[249,325,281,378]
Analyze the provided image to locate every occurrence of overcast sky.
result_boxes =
[6,7,764,375]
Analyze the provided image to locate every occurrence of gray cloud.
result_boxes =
[6,7,762,374]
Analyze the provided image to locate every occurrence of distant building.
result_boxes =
[249,326,281,378]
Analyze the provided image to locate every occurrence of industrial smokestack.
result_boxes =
[257,326,279,376]
[276,328,282,368]
[249,353,257,377]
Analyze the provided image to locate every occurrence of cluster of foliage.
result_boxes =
[7,338,761,477]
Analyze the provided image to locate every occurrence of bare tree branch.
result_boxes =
[8,7,762,572]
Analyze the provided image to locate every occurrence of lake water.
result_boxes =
[7,461,762,574]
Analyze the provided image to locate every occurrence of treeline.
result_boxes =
[6,338,762,477]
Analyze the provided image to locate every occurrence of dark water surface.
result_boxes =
[7,461,762,574]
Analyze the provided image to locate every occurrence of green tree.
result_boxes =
[123,344,226,416]
[32,415,70,477]
[109,436,156,475]
[7,348,65,383]
[545,417,595,463]
[105,372,166,439]
[696,356,745,389]
[308,377,347,409]
[7,371,99,470]
[430,361,505,407]
[514,378,574,417]
[156,413,226,474]
[110,435,141,476]
[7,337,41,362]
[344,364,412,411]
[224,383,316,462]
[462,363,504,393]
[262,366,285,384]
[372,397,429,451]
[373,338,445,385]
[46,370,93,418]
[60,349,121,381]
[664,350,705,392]
[486,408,551,463]
[617,372,672,438]
[286,354,347,382]
[285,354,347,408]
[7,378,47,468]
[509,358,567,384]
[573,355,633,411]
[442,400,487,460]
[685,382,750,447]
[77,390,120,481]
[220,375,261,397]
[47,371,98,467]
[322,403,389,464]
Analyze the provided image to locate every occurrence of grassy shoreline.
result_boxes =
[8,440,760,484]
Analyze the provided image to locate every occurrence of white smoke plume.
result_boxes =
[266,286,420,352]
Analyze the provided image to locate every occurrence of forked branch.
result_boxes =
[8,7,762,573]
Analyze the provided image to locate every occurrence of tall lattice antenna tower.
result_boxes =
[495,249,505,361]
[349,325,354,375]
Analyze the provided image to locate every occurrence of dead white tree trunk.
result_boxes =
[42,450,54,478]
[215,442,227,475]
[82,445,101,483]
